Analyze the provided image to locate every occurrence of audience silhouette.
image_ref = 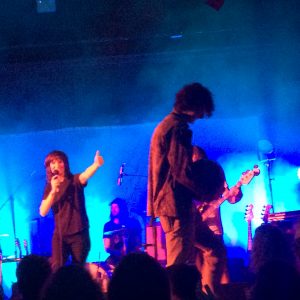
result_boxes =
[166,263,202,300]
[248,223,300,300]
[42,264,104,300]
[249,223,295,275]
[13,254,52,300]
[249,259,300,300]
[4,221,300,300]
[108,252,170,300]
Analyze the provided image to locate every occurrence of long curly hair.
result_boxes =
[174,82,214,117]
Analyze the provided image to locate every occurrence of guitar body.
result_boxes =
[261,204,273,223]
[197,197,223,221]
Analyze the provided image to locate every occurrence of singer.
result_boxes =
[39,150,104,271]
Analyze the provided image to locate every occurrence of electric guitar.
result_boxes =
[23,239,29,256]
[197,165,260,221]
[261,204,273,224]
[15,238,22,260]
[245,204,254,252]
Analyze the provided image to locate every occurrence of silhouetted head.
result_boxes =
[108,252,171,300]
[250,223,296,274]
[166,263,201,300]
[42,264,104,300]
[250,260,300,300]
[174,83,214,121]
[16,254,52,300]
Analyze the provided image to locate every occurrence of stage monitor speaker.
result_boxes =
[146,221,166,263]
[30,216,53,256]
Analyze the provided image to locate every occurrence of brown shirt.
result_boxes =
[147,112,201,218]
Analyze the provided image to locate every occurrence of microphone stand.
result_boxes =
[116,166,158,259]
[122,173,147,178]
[0,195,17,257]
[262,158,276,213]
[0,171,40,259]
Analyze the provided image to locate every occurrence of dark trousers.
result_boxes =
[51,228,90,271]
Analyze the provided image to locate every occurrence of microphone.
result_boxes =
[52,170,59,177]
[52,170,60,193]
[117,163,125,186]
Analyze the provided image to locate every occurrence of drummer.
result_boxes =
[103,198,142,268]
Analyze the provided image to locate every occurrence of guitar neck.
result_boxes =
[231,180,243,192]
[201,167,259,222]
[24,240,29,256]
[247,220,252,252]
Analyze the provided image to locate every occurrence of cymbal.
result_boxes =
[1,256,21,263]
[103,227,127,236]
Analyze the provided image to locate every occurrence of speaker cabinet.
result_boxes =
[145,221,166,263]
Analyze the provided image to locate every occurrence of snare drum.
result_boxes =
[86,262,113,293]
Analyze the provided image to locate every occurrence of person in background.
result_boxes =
[192,145,243,298]
[39,150,104,271]
[103,198,142,269]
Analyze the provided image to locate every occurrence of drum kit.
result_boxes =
[85,261,113,294]
[85,227,125,293]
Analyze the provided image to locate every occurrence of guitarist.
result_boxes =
[192,146,243,298]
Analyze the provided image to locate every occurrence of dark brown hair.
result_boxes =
[174,82,214,117]
[44,150,71,182]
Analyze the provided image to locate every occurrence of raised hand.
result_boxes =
[94,150,104,167]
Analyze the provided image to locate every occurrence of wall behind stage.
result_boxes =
[0,119,299,294]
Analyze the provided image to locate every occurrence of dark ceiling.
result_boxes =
[0,1,299,137]
[2,0,297,63]
[1,1,210,63]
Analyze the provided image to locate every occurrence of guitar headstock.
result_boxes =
[245,204,254,222]
[23,239,29,256]
[240,165,260,185]
[261,204,273,223]
[15,238,20,248]
[15,238,22,259]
